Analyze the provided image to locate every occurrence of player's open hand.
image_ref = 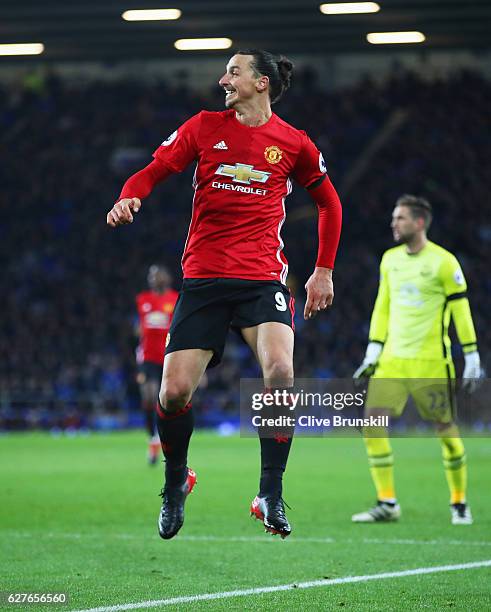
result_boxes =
[107,198,141,227]
[462,351,484,394]
[304,266,334,320]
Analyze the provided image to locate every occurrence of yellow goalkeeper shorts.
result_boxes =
[365,357,456,422]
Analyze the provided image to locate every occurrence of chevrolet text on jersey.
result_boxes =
[211,181,267,196]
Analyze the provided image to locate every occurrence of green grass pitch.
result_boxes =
[1,431,490,611]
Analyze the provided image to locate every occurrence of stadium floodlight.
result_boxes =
[320,2,380,14]
[174,38,233,51]
[122,9,182,21]
[367,31,426,44]
[0,43,45,56]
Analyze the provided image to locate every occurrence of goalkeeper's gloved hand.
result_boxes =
[462,351,483,394]
[353,341,383,379]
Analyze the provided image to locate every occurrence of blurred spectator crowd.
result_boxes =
[1,66,489,430]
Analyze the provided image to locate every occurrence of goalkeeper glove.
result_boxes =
[353,341,383,379]
[462,350,483,393]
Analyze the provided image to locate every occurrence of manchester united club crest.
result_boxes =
[264,145,283,164]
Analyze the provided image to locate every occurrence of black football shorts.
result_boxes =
[165,278,295,368]
[137,361,162,383]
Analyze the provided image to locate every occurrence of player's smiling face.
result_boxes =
[218,54,265,109]
[391,205,421,243]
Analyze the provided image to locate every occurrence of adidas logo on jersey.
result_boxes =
[213,140,228,150]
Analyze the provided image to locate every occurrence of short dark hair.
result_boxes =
[396,194,433,230]
[236,49,293,104]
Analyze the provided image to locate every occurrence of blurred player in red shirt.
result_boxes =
[107,49,342,540]
[136,264,178,465]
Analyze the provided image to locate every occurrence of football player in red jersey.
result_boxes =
[107,50,342,540]
[135,264,178,465]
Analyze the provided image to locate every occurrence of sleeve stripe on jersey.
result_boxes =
[306,175,326,190]
[441,304,450,361]
[368,338,385,346]
[461,342,478,354]
[446,291,468,302]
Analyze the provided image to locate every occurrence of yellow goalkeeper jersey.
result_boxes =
[369,241,477,361]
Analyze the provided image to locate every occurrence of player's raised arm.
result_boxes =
[107,113,201,227]
[354,256,389,379]
[107,159,172,227]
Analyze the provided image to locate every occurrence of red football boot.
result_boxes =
[250,495,291,539]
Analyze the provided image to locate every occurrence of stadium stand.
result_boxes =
[1,67,489,429]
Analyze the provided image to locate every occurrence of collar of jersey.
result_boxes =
[231,111,277,130]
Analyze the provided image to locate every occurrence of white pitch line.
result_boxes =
[4,531,329,544]
[4,531,491,548]
[69,560,491,612]
[361,537,491,548]
[180,534,336,544]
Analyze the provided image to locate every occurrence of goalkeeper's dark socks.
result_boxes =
[259,436,293,497]
[156,401,193,487]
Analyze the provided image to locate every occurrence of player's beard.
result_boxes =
[393,230,414,245]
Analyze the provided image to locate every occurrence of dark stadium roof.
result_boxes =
[0,0,490,62]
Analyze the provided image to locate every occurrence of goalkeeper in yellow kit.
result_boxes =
[352,195,482,525]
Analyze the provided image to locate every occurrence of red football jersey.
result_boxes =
[136,289,179,365]
[153,110,327,283]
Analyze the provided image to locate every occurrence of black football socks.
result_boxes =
[259,435,293,498]
[144,407,157,438]
[258,386,294,497]
[156,401,193,486]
